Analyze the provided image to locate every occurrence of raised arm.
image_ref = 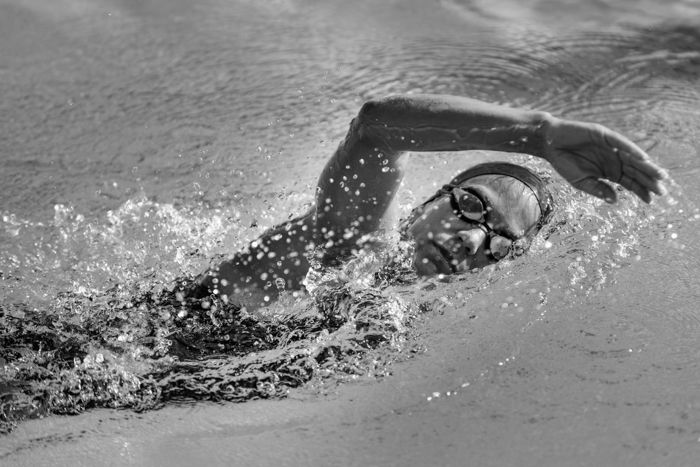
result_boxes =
[189,94,666,302]
[315,94,666,254]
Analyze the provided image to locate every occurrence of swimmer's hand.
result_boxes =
[542,117,667,203]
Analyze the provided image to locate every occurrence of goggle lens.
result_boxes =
[452,187,485,222]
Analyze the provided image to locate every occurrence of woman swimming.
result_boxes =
[185,94,666,302]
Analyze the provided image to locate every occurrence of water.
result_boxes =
[1,0,700,465]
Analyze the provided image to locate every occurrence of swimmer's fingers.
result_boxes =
[595,125,668,195]
[552,147,651,203]
[621,159,666,198]
[619,174,653,203]
[552,120,668,201]
[618,149,668,196]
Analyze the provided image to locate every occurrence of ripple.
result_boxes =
[3,0,699,440]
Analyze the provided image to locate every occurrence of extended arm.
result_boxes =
[189,94,666,301]
[315,94,665,253]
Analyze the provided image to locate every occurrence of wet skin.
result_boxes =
[407,175,541,276]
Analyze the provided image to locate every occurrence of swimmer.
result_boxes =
[185,94,666,301]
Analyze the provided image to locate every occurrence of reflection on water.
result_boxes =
[1,0,699,445]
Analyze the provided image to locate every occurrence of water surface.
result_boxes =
[2,0,700,465]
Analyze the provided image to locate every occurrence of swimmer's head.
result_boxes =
[406,162,553,276]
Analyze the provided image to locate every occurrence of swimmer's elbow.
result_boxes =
[355,99,382,131]
[357,95,404,122]
[354,96,405,140]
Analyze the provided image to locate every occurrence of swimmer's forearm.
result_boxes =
[357,94,552,157]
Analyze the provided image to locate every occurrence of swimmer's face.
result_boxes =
[407,175,542,276]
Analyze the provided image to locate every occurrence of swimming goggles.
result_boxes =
[446,186,520,260]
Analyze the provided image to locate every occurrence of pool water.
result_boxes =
[2,0,700,465]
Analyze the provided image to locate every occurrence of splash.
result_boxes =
[0,234,418,434]
[1,177,679,434]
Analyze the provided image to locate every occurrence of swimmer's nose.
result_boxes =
[456,228,486,255]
